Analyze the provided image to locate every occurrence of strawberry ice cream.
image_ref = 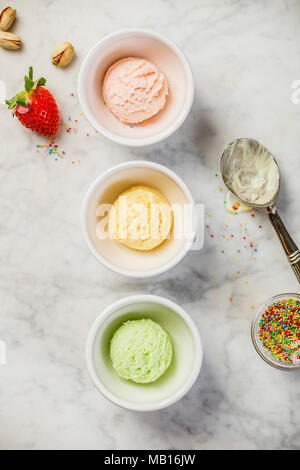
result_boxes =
[103,57,168,124]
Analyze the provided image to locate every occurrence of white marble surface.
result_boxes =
[0,0,300,450]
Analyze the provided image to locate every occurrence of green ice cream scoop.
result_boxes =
[110,319,173,384]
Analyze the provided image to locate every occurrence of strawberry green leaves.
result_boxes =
[24,66,34,91]
[24,74,34,92]
[37,77,46,86]
[24,66,46,92]
[6,66,47,110]
[6,92,28,109]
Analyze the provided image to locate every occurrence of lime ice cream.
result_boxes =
[110,319,173,383]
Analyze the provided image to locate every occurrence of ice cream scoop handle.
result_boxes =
[266,205,300,284]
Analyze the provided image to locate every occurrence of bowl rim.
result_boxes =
[251,292,300,370]
[86,294,203,411]
[77,28,195,147]
[81,160,197,278]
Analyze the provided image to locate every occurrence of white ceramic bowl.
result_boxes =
[78,28,194,146]
[81,160,196,278]
[86,295,203,411]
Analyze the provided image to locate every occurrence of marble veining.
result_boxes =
[0,0,300,450]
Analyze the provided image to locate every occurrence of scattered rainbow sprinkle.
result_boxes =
[36,140,66,160]
[206,170,272,304]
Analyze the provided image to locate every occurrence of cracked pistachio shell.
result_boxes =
[0,31,21,49]
[0,6,16,31]
[51,42,74,67]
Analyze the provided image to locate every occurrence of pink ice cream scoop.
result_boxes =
[103,57,168,124]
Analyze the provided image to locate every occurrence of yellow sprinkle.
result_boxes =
[207,212,210,216]
[244,280,248,284]
[77,159,80,162]
[233,274,237,278]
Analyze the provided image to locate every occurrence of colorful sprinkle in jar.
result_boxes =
[251,293,300,370]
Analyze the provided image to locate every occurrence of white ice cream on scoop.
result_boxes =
[226,139,280,205]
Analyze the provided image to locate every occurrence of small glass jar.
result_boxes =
[251,293,300,370]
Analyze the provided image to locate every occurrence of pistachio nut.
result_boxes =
[0,31,21,49]
[51,42,74,67]
[0,6,16,31]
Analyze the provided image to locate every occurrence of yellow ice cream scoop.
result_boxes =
[108,186,173,251]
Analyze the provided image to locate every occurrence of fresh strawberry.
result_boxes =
[6,66,59,137]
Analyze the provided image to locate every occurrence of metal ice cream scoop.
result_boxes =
[221,138,300,284]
